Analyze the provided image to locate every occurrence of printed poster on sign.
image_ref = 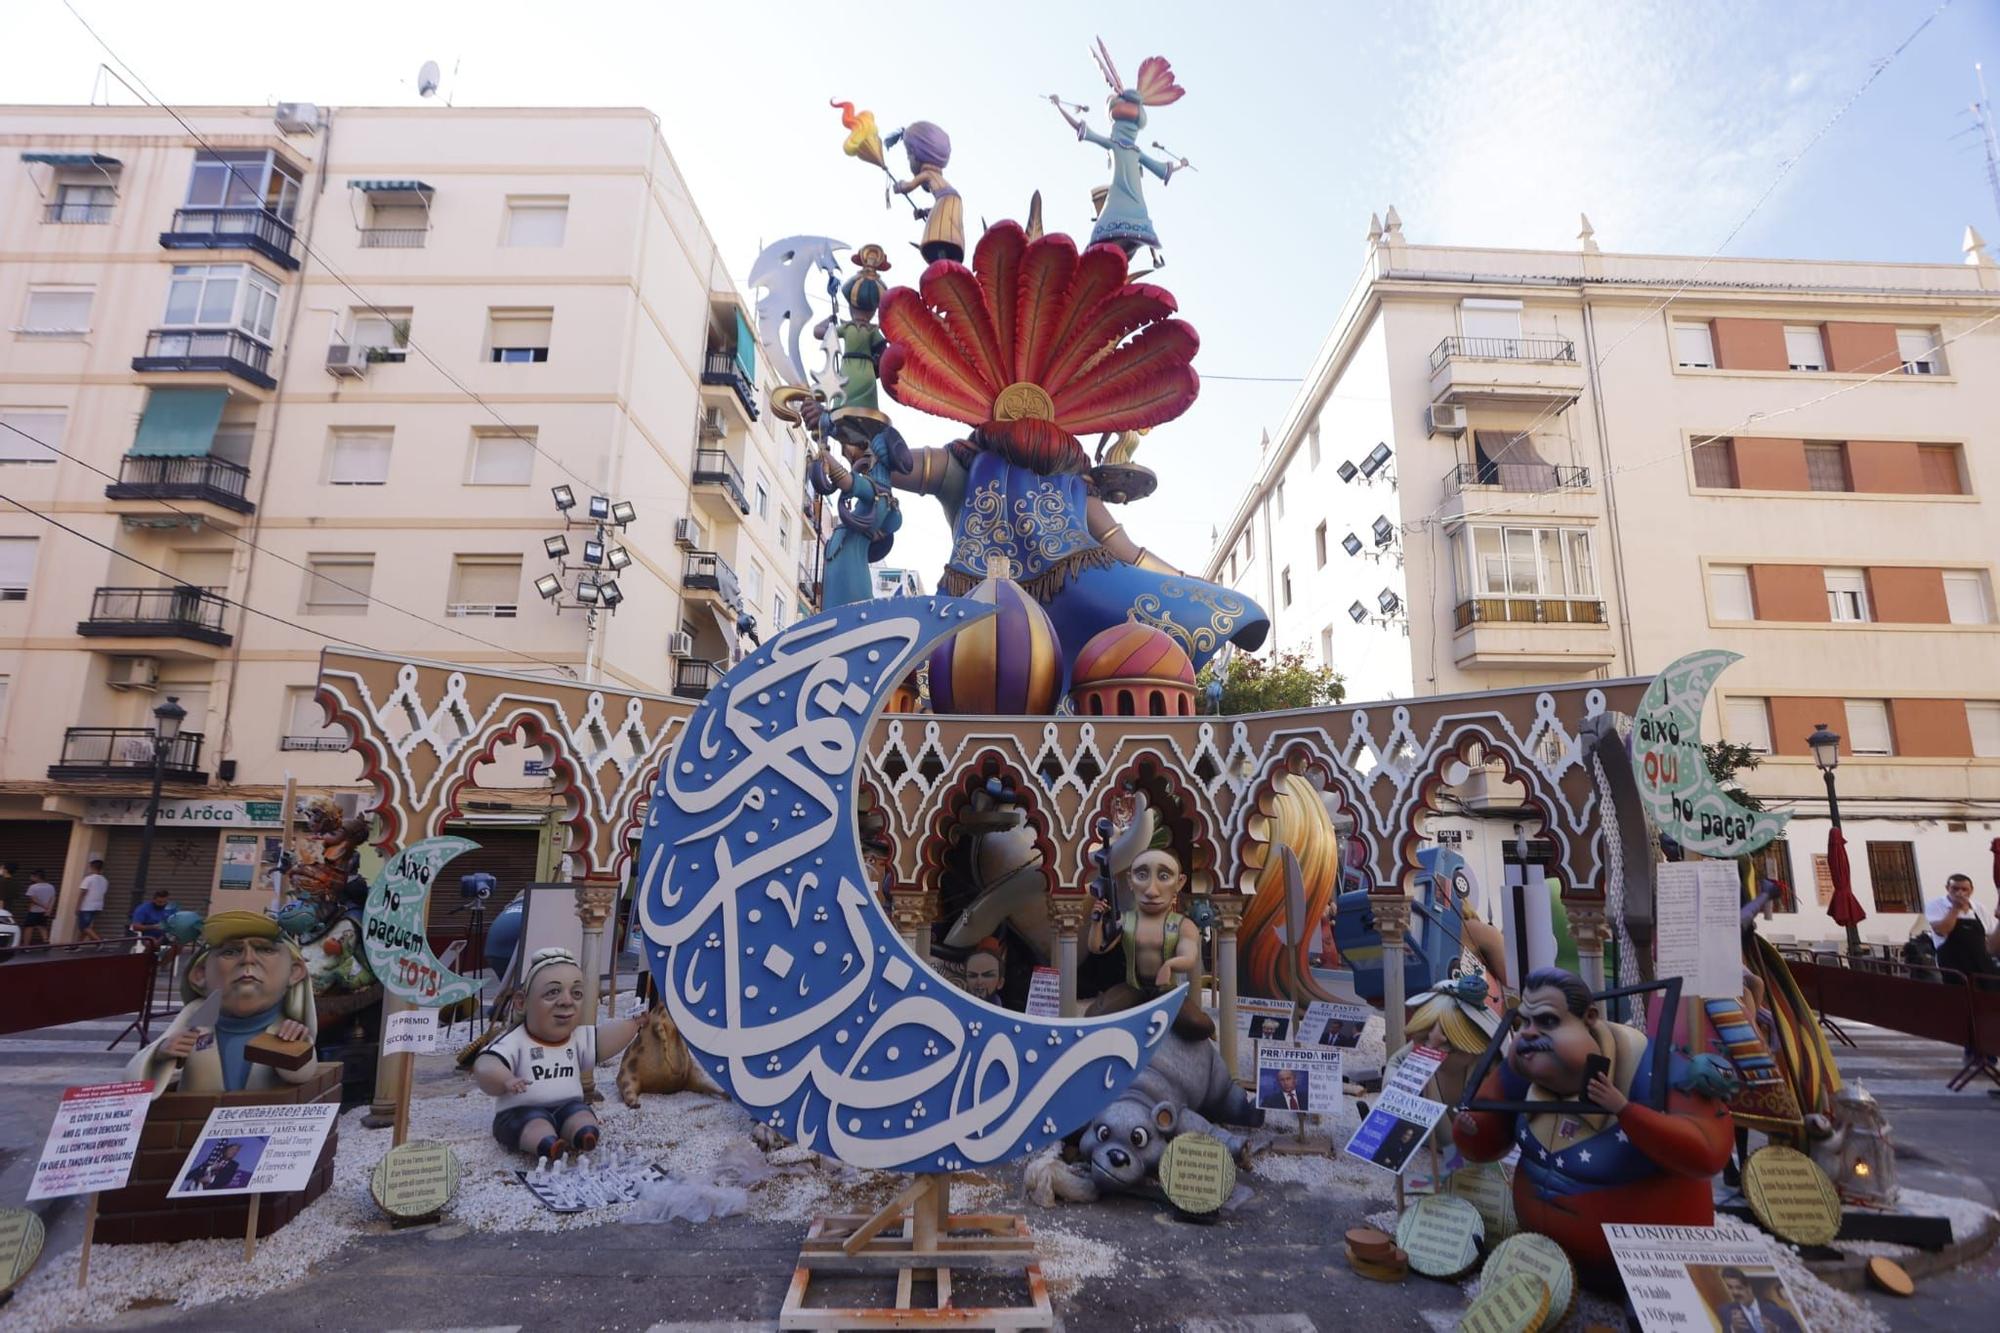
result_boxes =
[1604,1223,1814,1333]
[1297,1000,1370,1049]
[1384,1043,1450,1099]
[1344,1088,1447,1176]
[27,1081,153,1201]
[1025,967,1061,1018]
[1255,1043,1341,1114]
[1232,996,1294,1079]
[382,1007,441,1055]
[1654,861,1745,998]
[167,1103,338,1198]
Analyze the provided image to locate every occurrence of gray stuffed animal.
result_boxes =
[1028,1025,1263,1204]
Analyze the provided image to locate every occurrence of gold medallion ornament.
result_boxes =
[0,1208,45,1295]
[1743,1144,1843,1246]
[992,381,1056,421]
[1396,1193,1486,1279]
[1458,1271,1552,1333]
[1479,1233,1574,1326]
[1159,1132,1235,1216]
[370,1141,464,1223]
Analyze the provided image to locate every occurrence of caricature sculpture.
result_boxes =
[1453,968,1736,1291]
[807,412,908,609]
[811,244,891,413]
[127,911,319,1096]
[473,947,640,1160]
[1050,39,1187,267]
[1086,794,1211,1039]
[887,121,963,262]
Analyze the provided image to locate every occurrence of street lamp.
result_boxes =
[131,694,187,912]
[1807,722,1859,955]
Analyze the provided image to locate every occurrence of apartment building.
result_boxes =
[1205,210,2000,944]
[0,103,816,934]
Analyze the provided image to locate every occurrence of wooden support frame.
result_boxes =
[779,1174,1053,1330]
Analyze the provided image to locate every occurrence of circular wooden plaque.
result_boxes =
[370,1141,463,1222]
[1159,1133,1236,1216]
[0,1208,46,1295]
[1396,1194,1485,1279]
[1458,1272,1551,1333]
[1743,1145,1842,1246]
[1448,1161,1518,1239]
[1480,1233,1574,1325]
[1866,1256,1914,1297]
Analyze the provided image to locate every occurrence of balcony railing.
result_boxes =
[797,557,819,600]
[673,658,725,701]
[1443,463,1592,496]
[358,227,427,249]
[132,328,275,389]
[160,207,300,269]
[1429,336,1577,371]
[44,202,112,224]
[104,453,254,514]
[280,735,348,753]
[700,349,760,419]
[1453,597,1608,631]
[683,550,740,605]
[78,586,232,646]
[691,447,751,515]
[49,728,207,783]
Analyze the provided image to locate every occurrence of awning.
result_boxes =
[130,388,228,459]
[22,152,122,167]
[348,179,433,195]
[706,602,739,644]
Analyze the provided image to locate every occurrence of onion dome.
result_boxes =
[1069,618,1196,717]
[928,558,1065,715]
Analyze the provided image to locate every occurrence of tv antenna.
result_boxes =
[1975,64,2000,231]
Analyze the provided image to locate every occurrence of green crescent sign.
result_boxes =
[1631,649,1790,857]
[362,836,482,1008]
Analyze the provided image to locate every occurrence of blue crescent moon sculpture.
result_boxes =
[636,596,1179,1173]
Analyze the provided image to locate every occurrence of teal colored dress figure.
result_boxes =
[811,419,908,608]
[1052,41,1187,261]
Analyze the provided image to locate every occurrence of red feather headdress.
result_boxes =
[880,222,1200,469]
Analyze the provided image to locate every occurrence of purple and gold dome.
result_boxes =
[929,562,1065,715]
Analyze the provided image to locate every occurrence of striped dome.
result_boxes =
[1073,619,1196,688]
[929,570,1065,715]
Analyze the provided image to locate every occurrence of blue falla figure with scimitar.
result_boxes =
[1049,38,1189,268]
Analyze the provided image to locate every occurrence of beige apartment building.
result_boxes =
[1206,210,2000,945]
[0,103,821,934]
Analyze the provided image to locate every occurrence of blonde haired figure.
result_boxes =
[127,912,318,1096]
[474,948,640,1160]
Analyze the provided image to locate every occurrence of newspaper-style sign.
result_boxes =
[1025,967,1061,1018]
[1233,996,1294,1079]
[1254,1042,1342,1114]
[167,1103,338,1198]
[1297,1000,1370,1048]
[1605,1223,1814,1333]
[515,1155,669,1213]
[1343,1088,1447,1176]
[1654,860,1745,998]
[1384,1043,1450,1099]
[382,1007,441,1056]
[28,1080,153,1201]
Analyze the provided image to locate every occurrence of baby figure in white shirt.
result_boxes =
[474,947,639,1160]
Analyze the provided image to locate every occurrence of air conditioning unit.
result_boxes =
[274,102,320,134]
[107,656,161,691]
[1426,402,1468,436]
[326,342,369,378]
[667,630,694,658]
[697,406,727,441]
[674,517,702,549]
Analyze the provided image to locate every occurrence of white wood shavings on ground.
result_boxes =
[1885,1186,1999,1238]
[1247,1146,1391,1199]
[1028,1215,1122,1293]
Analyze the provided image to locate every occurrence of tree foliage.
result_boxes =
[1197,650,1346,715]
[1702,739,1765,812]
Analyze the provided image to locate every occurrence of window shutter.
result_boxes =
[1943,572,1991,624]
[25,289,92,330]
[452,559,521,605]
[328,431,392,484]
[1803,444,1849,492]
[1969,702,2000,758]
[1709,566,1754,620]
[0,410,64,463]
[505,201,568,247]
[1691,439,1737,488]
[470,433,535,484]
[1673,322,1715,367]
[1917,445,1961,494]
[288,689,328,736]
[1783,326,1826,370]
[0,537,37,589]
[1845,700,1893,755]
[306,557,373,609]
[488,311,552,349]
[1723,697,1772,753]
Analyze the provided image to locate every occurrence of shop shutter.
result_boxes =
[0,820,81,912]
[435,824,545,918]
[102,825,220,925]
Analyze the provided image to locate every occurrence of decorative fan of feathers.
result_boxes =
[879,222,1200,449]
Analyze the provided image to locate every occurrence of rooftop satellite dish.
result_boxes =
[418,60,441,98]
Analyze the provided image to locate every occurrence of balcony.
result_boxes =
[1428,335,1583,410]
[358,228,427,249]
[44,201,112,224]
[691,447,751,519]
[159,207,300,270]
[279,735,348,753]
[1440,462,1596,521]
[683,550,740,606]
[700,349,760,421]
[672,658,725,701]
[49,728,207,784]
[1451,597,1615,672]
[78,586,232,654]
[797,555,820,602]
[133,329,275,390]
[104,453,254,521]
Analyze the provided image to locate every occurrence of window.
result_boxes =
[1691,439,1737,488]
[21,287,92,334]
[1309,424,1321,469]
[1943,571,1992,625]
[185,150,300,222]
[746,561,764,605]
[0,409,63,465]
[302,555,373,615]
[468,429,535,486]
[1275,479,1287,518]
[346,308,410,362]
[1844,699,1893,756]
[504,197,568,247]
[1462,525,1598,599]
[1243,525,1254,561]
[1864,841,1920,914]
[1672,322,1715,368]
[1823,569,1869,623]
[1227,552,1237,582]
[1917,444,1962,495]
[326,429,391,485]
[1749,841,1796,912]
[1803,442,1849,493]
[211,417,255,468]
[779,511,791,551]
[282,687,342,749]
[0,537,37,600]
[162,264,278,341]
[487,309,552,363]
[1280,567,1293,607]
[1460,297,1522,344]
[1969,702,2000,758]
[755,474,770,519]
[1320,625,1334,665]
[448,557,522,617]
[1783,326,1826,371]
[50,181,113,223]
[1723,697,1773,754]
[1896,328,1942,375]
[1314,522,1328,569]
[773,594,786,630]
[1708,565,1754,621]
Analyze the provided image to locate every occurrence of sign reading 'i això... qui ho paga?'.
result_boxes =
[1630,650,1789,858]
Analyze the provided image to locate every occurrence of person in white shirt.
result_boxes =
[1926,873,2000,976]
[22,869,56,945]
[76,859,110,942]
[473,947,639,1161]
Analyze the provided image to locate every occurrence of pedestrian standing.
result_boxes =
[23,869,55,946]
[1925,872,2000,1075]
[77,858,110,943]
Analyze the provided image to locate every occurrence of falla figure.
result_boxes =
[1084,796,1213,1040]
[1050,38,1188,268]
[474,948,640,1161]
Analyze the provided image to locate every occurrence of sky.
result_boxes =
[7,0,1998,585]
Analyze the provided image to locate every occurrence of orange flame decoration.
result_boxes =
[830,99,887,171]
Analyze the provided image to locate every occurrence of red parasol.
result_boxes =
[1990,836,1999,893]
[1826,826,1867,929]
